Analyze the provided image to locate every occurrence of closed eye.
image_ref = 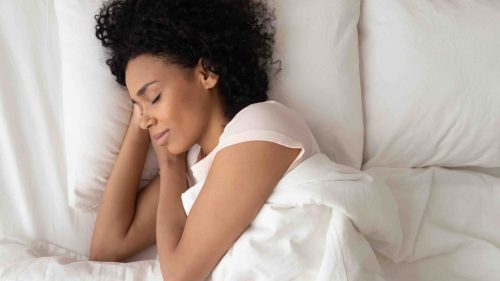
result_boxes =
[152,93,161,104]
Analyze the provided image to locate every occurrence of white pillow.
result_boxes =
[56,0,365,212]
[359,0,500,169]
[267,0,364,169]
[55,0,159,212]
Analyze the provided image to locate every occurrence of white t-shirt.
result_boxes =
[182,100,320,215]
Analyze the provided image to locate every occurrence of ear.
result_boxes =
[196,58,219,90]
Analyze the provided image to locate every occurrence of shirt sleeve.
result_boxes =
[214,101,320,174]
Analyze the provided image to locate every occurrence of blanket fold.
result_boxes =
[206,153,402,281]
[0,153,402,281]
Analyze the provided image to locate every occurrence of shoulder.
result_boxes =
[212,102,305,179]
[206,140,301,212]
[175,140,300,281]
[222,100,313,141]
[225,100,305,130]
[211,141,301,179]
[175,125,302,280]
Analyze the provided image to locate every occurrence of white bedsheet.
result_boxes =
[0,0,95,255]
[0,141,500,281]
[1,153,400,280]
[0,237,162,281]
[0,0,157,263]
[364,166,500,281]
[204,153,399,280]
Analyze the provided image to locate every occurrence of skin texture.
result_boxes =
[89,107,157,262]
[129,54,301,281]
[126,54,228,159]
[90,1,284,275]
[92,53,301,281]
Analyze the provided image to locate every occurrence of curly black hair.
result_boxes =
[94,0,281,120]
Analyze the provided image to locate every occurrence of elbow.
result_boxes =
[89,241,121,262]
[88,251,116,262]
[161,271,189,281]
[163,273,204,281]
[160,258,198,281]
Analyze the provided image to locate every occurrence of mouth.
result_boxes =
[153,129,170,140]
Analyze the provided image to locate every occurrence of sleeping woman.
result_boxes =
[89,0,321,280]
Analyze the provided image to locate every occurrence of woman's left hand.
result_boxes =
[150,135,188,178]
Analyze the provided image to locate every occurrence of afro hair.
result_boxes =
[94,0,281,120]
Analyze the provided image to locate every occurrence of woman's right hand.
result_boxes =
[131,103,144,128]
[90,102,155,262]
[129,103,150,140]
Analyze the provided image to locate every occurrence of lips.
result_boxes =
[153,129,169,140]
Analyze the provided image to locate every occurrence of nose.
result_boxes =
[139,112,155,130]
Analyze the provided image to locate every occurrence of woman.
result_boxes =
[89,0,321,280]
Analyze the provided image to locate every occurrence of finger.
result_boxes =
[133,103,143,117]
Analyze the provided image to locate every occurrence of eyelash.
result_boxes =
[134,93,160,115]
[152,93,161,104]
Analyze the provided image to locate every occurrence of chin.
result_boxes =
[168,140,194,156]
[165,142,186,156]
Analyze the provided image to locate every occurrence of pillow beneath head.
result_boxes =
[267,0,364,169]
[55,0,159,212]
[359,0,500,169]
[57,0,365,212]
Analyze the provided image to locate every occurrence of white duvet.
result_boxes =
[0,153,401,281]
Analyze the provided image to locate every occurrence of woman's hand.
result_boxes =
[150,129,188,180]
[128,103,150,141]
[151,139,188,193]
[131,103,144,128]
[133,102,187,186]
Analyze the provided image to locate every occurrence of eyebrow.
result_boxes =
[131,81,158,103]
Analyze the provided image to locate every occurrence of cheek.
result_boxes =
[168,88,210,143]
[157,96,180,125]
[181,110,203,135]
[167,112,203,154]
[180,108,208,143]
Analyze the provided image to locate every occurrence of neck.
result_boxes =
[197,93,228,158]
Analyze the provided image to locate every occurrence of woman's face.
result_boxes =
[125,54,219,155]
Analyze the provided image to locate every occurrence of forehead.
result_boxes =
[126,55,167,95]
[125,54,193,100]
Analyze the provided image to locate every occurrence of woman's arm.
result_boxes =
[156,141,301,281]
[89,116,159,261]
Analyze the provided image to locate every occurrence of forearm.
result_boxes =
[156,167,189,280]
[90,122,150,259]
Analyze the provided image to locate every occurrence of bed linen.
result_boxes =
[0,0,157,268]
[359,0,500,169]
[0,0,98,259]
[55,0,161,212]
[1,0,499,280]
[364,166,500,281]
[1,153,400,281]
[186,153,399,280]
[0,237,162,281]
[57,0,366,213]
[2,157,499,280]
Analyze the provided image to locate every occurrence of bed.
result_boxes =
[1,0,499,280]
